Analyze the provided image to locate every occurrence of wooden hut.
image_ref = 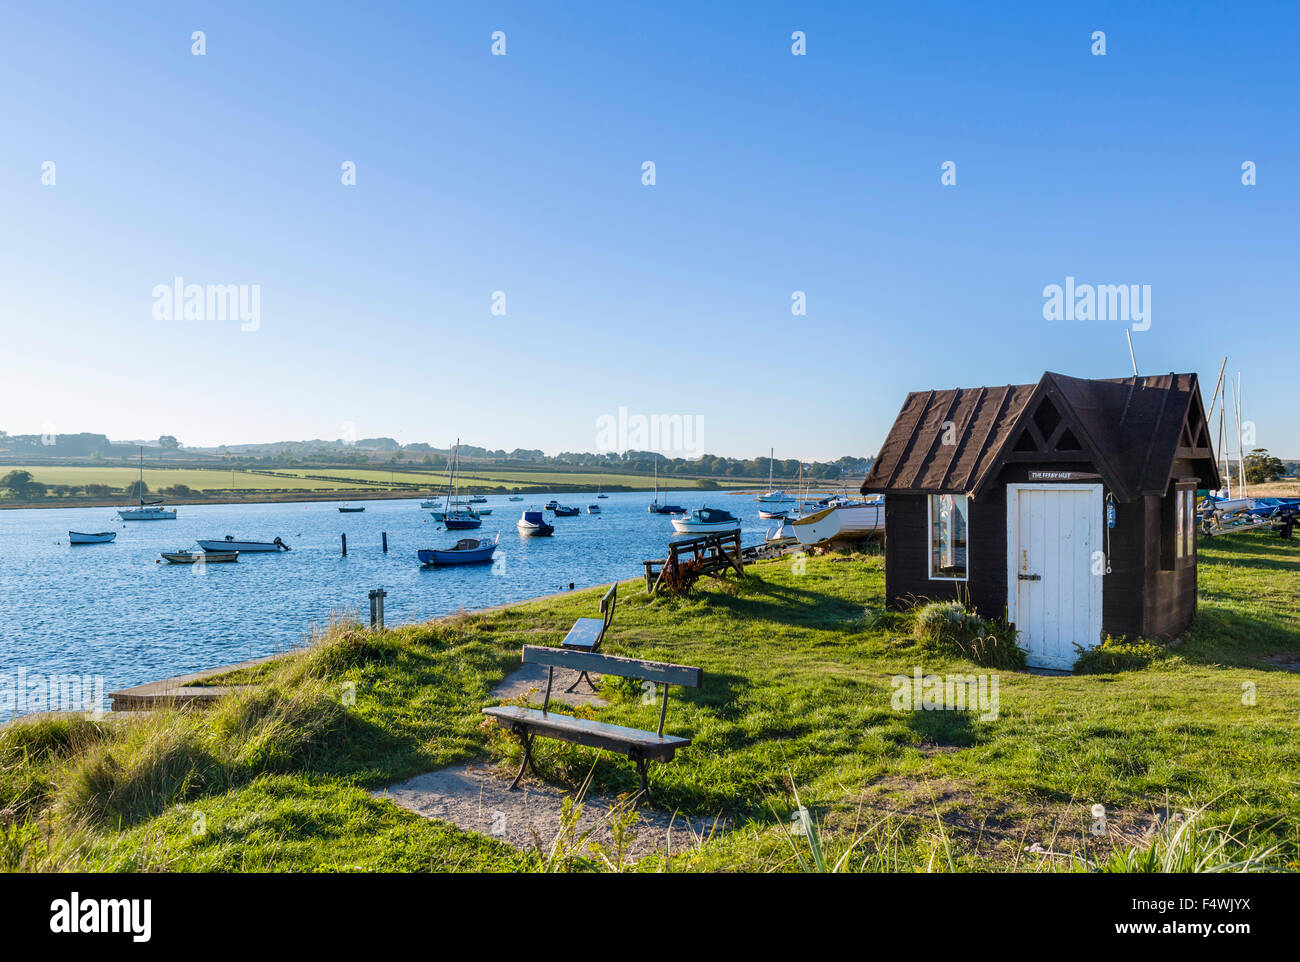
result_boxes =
[860,372,1219,669]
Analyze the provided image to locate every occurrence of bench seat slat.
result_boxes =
[482,706,689,761]
[522,645,702,687]
[561,618,605,651]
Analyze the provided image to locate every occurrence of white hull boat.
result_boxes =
[670,507,741,534]
[119,506,177,521]
[790,500,885,546]
[69,531,117,544]
[197,537,290,552]
[119,446,176,520]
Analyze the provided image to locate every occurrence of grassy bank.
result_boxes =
[3,533,1298,872]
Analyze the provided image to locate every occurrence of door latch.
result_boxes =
[1018,573,1041,581]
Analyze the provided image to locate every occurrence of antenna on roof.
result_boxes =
[1124,329,1139,377]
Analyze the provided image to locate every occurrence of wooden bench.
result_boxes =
[482,645,703,803]
[559,583,616,693]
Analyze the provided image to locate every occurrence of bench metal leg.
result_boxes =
[631,751,651,806]
[564,670,598,694]
[509,730,535,790]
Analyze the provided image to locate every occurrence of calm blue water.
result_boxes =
[0,491,772,716]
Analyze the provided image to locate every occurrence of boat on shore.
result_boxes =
[670,507,741,534]
[516,509,555,536]
[161,550,239,564]
[69,531,117,544]
[419,532,499,566]
[197,537,290,552]
[790,498,885,546]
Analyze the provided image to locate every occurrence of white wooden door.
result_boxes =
[1007,484,1103,670]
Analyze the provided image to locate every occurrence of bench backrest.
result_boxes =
[599,583,617,633]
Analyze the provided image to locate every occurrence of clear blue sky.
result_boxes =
[2,1,1296,460]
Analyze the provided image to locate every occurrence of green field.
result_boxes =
[14,466,355,491]
[2,463,759,502]
[255,467,754,490]
[5,532,1296,872]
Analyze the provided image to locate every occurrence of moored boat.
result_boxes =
[516,509,555,536]
[587,503,601,514]
[161,550,239,564]
[197,536,290,552]
[118,447,177,520]
[418,532,499,566]
[443,512,483,530]
[670,507,741,534]
[69,531,117,544]
[552,505,579,517]
[339,504,365,513]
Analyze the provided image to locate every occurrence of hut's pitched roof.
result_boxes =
[860,372,1219,500]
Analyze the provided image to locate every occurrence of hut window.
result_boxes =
[928,494,969,580]
[1162,484,1196,569]
[1177,488,1196,562]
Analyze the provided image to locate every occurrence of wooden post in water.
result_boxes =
[368,588,387,629]
[382,531,388,553]
[341,533,347,556]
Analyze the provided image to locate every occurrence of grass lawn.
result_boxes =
[3,532,1297,872]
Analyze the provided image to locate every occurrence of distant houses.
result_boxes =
[862,372,1219,669]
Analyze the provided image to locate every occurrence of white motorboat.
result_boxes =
[670,507,741,534]
[197,536,290,552]
[516,509,554,536]
[69,531,117,544]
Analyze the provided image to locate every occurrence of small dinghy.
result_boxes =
[516,509,555,536]
[552,505,579,517]
[418,533,500,566]
[160,550,239,564]
[196,536,290,552]
[69,531,117,544]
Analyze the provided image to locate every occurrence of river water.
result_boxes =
[0,491,774,716]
